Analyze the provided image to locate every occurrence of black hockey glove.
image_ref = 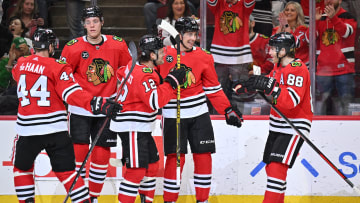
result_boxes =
[225,106,244,128]
[91,97,122,118]
[248,75,281,98]
[233,79,256,94]
[164,66,187,89]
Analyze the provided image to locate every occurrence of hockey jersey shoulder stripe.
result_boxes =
[244,0,256,8]
[203,84,222,95]
[207,0,217,7]
[63,84,83,102]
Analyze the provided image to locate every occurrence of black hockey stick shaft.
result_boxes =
[175,35,181,186]
[63,41,137,203]
[258,92,357,190]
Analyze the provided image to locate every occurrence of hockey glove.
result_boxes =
[249,75,281,98]
[164,66,186,89]
[91,97,122,118]
[225,106,244,128]
[233,79,256,94]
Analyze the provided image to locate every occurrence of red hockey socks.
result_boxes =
[138,162,159,202]
[55,171,90,203]
[263,162,289,203]
[118,167,146,203]
[163,153,185,202]
[13,166,35,202]
[193,153,212,202]
[73,143,89,179]
[89,146,110,198]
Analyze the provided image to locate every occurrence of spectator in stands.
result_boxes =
[207,0,255,102]
[249,15,273,75]
[11,0,44,38]
[143,0,197,34]
[315,0,357,115]
[8,16,32,49]
[66,0,85,39]
[273,1,309,66]
[161,0,192,45]
[0,24,13,93]
[0,37,30,114]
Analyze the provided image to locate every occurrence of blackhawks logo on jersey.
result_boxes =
[290,61,302,67]
[220,11,243,35]
[113,36,123,42]
[66,39,78,46]
[86,58,114,86]
[322,29,339,46]
[55,59,66,64]
[142,67,153,73]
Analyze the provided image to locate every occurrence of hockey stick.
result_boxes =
[63,41,138,203]
[258,92,360,195]
[156,19,182,186]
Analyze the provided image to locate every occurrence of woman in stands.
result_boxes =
[161,0,193,45]
[11,0,44,39]
[273,1,309,66]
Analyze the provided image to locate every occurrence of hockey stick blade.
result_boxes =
[156,18,180,39]
[258,92,359,193]
[63,41,137,203]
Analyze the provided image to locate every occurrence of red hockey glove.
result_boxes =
[91,97,122,118]
[248,75,281,98]
[225,106,244,128]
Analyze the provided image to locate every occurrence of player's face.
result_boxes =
[172,0,185,18]
[155,48,165,65]
[181,31,197,51]
[284,4,297,23]
[84,17,102,39]
[9,19,24,36]
[269,46,279,63]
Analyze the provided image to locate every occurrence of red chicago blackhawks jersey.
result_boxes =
[268,58,313,136]
[110,61,175,132]
[315,8,356,76]
[273,26,309,65]
[12,55,93,136]
[249,33,274,74]
[207,0,255,64]
[60,35,131,116]
[157,46,231,118]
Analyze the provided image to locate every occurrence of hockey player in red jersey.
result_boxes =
[11,28,120,203]
[59,6,131,202]
[157,17,244,203]
[234,32,313,203]
[109,35,188,203]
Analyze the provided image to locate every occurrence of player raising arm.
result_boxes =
[234,32,313,203]
[109,34,188,203]
[11,28,120,203]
